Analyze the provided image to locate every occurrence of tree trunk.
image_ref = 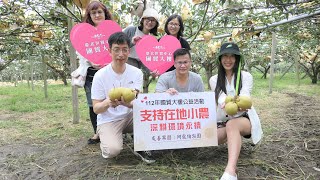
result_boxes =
[42,55,48,98]
[262,68,267,79]
[269,32,276,94]
[264,66,270,79]
[30,60,34,91]
[53,73,58,81]
[68,7,80,124]
[205,64,212,90]
[14,75,18,87]
[143,71,150,93]
[62,76,68,85]
[311,76,317,84]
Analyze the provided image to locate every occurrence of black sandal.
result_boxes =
[87,138,100,144]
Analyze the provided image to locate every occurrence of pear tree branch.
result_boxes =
[189,0,211,45]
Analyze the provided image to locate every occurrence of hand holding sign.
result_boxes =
[70,20,122,66]
[132,35,142,45]
[136,35,181,75]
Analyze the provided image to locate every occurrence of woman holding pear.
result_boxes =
[209,42,263,180]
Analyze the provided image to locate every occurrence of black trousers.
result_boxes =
[89,107,97,133]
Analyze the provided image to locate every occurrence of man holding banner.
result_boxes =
[155,48,205,94]
[133,48,217,157]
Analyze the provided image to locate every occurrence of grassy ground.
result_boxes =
[0,73,319,142]
[1,73,318,142]
[0,73,319,179]
[0,81,90,143]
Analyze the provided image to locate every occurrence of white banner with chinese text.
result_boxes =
[133,92,217,151]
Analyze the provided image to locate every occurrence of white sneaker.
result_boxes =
[220,172,237,180]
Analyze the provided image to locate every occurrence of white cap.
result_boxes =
[140,8,159,22]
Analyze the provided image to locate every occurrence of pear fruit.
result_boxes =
[225,102,238,116]
[225,96,233,104]
[192,0,205,4]
[203,31,214,42]
[31,37,43,44]
[181,5,190,20]
[236,96,252,110]
[122,88,136,103]
[73,0,90,9]
[108,87,122,101]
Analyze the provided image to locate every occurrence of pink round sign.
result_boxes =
[70,20,122,66]
[136,35,181,74]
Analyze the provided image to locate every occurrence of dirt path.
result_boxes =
[0,92,319,179]
[240,93,320,179]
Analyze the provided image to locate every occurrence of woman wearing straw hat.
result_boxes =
[209,42,263,180]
